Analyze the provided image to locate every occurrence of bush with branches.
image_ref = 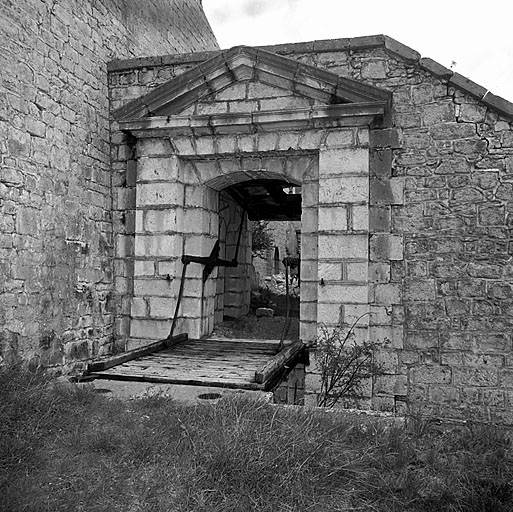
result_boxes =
[315,316,387,408]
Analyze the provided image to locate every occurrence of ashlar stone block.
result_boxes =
[135,234,182,258]
[318,262,343,281]
[318,234,368,260]
[131,297,147,317]
[138,156,179,182]
[319,147,369,176]
[144,209,180,233]
[318,283,369,304]
[130,319,171,340]
[136,182,184,207]
[346,262,368,282]
[319,176,368,204]
[318,206,348,231]
[134,260,155,276]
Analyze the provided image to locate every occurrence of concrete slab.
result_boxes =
[71,377,273,405]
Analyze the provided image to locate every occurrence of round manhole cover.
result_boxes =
[198,393,222,400]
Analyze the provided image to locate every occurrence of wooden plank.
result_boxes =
[90,371,263,390]
[87,333,188,372]
[147,354,271,365]
[254,340,304,385]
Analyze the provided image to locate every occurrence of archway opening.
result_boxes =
[213,178,302,343]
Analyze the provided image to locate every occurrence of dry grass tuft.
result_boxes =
[1,367,513,511]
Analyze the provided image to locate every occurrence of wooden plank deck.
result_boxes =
[89,337,286,391]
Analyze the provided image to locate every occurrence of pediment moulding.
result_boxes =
[113,45,392,131]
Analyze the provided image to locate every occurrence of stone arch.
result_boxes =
[205,169,301,192]
[176,151,318,336]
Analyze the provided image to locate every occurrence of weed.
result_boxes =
[1,367,513,512]
[315,316,387,408]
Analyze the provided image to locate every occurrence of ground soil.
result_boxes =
[213,273,300,340]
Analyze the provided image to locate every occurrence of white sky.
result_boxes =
[203,0,513,101]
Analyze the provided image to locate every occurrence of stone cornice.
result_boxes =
[117,103,387,138]
[108,35,513,120]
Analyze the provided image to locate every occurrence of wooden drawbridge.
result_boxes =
[86,334,305,392]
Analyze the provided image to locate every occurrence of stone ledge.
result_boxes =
[449,73,488,100]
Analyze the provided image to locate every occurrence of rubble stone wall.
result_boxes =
[109,36,513,422]
[0,0,218,371]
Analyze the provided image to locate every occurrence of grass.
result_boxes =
[2,367,513,512]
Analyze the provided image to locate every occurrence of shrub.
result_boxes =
[314,316,387,408]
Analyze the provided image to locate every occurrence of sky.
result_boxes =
[203,0,512,102]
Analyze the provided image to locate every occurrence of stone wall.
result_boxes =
[0,0,218,371]
[109,36,513,423]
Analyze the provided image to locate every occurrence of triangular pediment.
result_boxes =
[113,46,391,121]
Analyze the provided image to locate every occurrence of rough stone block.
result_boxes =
[404,279,436,301]
[453,367,498,387]
[361,60,387,79]
[411,365,452,385]
[374,283,401,305]
[429,123,476,140]
[16,207,39,235]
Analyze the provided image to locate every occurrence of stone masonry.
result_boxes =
[0,0,218,371]
[2,0,513,426]
[109,36,513,424]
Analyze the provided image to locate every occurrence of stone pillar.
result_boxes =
[316,143,371,340]
[130,152,185,345]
